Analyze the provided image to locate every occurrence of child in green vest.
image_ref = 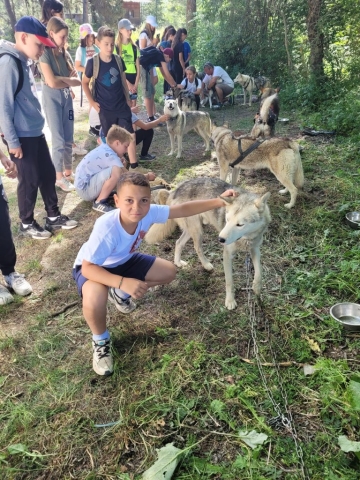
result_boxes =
[116,18,140,107]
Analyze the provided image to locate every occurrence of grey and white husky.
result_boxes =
[164,99,211,158]
[146,177,271,310]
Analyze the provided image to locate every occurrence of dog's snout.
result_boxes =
[218,237,226,244]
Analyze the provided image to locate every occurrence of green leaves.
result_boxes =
[238,430,268,450]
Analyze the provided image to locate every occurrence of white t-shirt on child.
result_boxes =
[74,143,124,190]
[180,77,200,94]
[75,45,98,66]
[73,205,170,268]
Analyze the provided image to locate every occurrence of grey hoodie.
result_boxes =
[0,40,45,149]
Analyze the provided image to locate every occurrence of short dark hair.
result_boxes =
[116,172,150,193]
[97,26,115,41]
[204,62,214,69]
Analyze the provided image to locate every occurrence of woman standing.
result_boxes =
[39,17,81,192]
[139,15,160,122]
[116,18,140,107]
[171,28,186,84]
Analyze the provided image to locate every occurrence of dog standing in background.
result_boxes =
[164,99,211,158]
[211,125,304,209]
[251,93,280,138]
[146,177,271,310]
[234,73,271,106]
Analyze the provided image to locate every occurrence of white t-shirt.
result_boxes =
[181,77,200,94]
[139,32,152,48]
[203,66,234,88]
[75,45,98,66]
[74,143,124,190]
[73,205,170,268]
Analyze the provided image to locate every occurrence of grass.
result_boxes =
[0,86,360,479]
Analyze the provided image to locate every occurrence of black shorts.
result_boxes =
[99,108,134,137]
[72,252,156,297]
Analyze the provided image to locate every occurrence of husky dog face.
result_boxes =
[164,99,179,116]
[218,192,271,245]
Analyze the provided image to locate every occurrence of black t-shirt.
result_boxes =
[85,55,128,112]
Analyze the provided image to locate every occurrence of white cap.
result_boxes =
[145,15,158,27]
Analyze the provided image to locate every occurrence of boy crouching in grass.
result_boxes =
[72,172,238,376]
[74,125,155,213]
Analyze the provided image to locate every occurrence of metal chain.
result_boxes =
[245,252,309,480]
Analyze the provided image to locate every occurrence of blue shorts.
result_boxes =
[72,253,156,296]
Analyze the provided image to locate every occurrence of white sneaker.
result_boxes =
[92,338,113,376]
[4,272,33,296]
[63,171,75,180]
[108,288,136,314]
[0,284,14,305]
[72,145,88,156]
[55,177,76,192]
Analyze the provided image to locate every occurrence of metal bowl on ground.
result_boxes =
[345,212,360,230]
[278,118,289,125]
[330,303,360,331]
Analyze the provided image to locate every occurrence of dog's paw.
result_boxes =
[284,202,294,209]
[252,282,262,296]
[202,262,214,271]
[175,260,188,268]
[168,151,174,156]
[279,188,288,195]
[225,297,237,310]
[176,154,182,159]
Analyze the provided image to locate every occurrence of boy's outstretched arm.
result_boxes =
[168,189,238,219]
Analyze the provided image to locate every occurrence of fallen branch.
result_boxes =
[240,358,304,367]
[50,301,79,318]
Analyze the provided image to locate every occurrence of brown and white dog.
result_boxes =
[251,93,280,138]
[234,73,271,106]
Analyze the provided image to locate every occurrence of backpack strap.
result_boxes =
[92,53,100,80]
[81,47,87,68]
[0,53,23,99]
[184,78,188,89]
[132,44,137,61]
[114,54,130,103]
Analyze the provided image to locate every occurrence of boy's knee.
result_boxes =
[82,281,108,308]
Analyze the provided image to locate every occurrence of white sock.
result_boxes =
[22,223,30,229]
[114,288,131,300]
[48,216,58,221]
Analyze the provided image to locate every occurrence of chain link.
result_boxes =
[245,252,309,480]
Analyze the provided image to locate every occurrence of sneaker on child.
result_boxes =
[63,171,75,180]
[4,272,33,296]
[92,338,113,376]
[56,177,76,192]
[139,153,156,161]
[72,145,88,156]
[108,287,136,314]
[0,284,14,305]
[92,200,115,214]
[88,126,100,138]
[45,215,78,231]
[19,220,52,239]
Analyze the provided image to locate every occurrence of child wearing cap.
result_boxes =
[0,16,78,239]
[75,23,99,75]
[38,16,82,192]
[116,18,140,107]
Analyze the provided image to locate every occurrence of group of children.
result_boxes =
[0,12,240,377]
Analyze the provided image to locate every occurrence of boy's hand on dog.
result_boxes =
[222,189,238,198]
[9,147,23,159]
[146,172,156,181]
[122,278,148,299]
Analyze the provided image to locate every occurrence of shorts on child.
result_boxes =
[72,252,156,297]
[140,67,155,99]
[99,109,134,137]
[76,167,112,202]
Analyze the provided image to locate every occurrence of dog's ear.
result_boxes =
[254,192,271,211]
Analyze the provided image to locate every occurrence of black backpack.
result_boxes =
[0,53,24,99]
[184,77,200,90]
[139,46,165,72]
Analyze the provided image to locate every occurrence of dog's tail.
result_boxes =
[259,93,279,124]
[145,219,178,244]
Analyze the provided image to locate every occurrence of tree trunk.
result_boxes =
[186,0,196,28]
[83,0,89,23]
[306,0,324,79]
[4,0,17,34]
